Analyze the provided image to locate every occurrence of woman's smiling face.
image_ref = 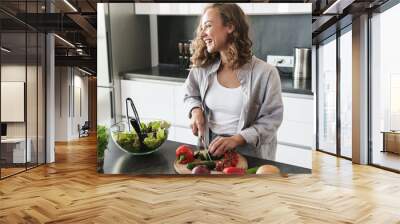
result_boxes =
[200,8,234,53]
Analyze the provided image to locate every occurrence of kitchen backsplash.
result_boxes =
[157,14,311,65]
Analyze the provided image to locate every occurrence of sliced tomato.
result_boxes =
[223,167,245,175]
[215,160,224,171]
[223,151,239,167]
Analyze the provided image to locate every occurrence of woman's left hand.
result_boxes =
[208,135,246,157]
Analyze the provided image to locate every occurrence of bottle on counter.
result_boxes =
[183,42,190,71]
[178,42,184,72]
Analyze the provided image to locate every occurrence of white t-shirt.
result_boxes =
[204,75,244,135]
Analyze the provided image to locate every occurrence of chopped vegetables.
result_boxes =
[223,151,239,168]
[176,145,195,164]
[223,167,246,175]
[215,160,224,172]
[256,165,280,174]
[246,167,259,174]
[186,161,216,170]
[191,165,210,175]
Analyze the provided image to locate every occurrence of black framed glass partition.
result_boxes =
[317,35,337,155]
[0,1,46,179]
[316,24,353,159]
[339,26,352,159]
[370,2,400,172]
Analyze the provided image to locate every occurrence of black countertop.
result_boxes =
[123,65,313,95]
[102,140,311,175]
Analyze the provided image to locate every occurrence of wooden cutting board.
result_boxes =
[174,153,248,174]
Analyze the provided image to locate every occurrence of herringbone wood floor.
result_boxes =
[0,135,399,223]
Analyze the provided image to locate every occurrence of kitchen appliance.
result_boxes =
[293,47,311,80]
[293,78,308,89]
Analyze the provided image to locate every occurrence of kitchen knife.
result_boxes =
[201,136,212,161]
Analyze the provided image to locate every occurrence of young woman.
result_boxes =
[183,3,283,160]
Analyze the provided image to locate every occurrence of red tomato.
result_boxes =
[215,160,224,171]
[223,167,245,175]
[223,151,239,167]
[176,145,194,164]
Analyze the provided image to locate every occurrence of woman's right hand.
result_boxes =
[190,107,205,138]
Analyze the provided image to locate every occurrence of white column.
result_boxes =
[46,33,55,163]
[352,14,369,164]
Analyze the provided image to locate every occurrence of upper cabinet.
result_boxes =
[134,3,311,15]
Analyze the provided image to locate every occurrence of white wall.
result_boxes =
[1,63,46,164]
[55,66,69,141]
[54,67,89,141]
[72,72,89,138]
[1,65,37,138]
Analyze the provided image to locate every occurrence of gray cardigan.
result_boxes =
[183,56,284,160]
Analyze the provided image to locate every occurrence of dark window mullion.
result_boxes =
[0,24,2,179]
[367,11,373,165]
[25,0,28,171]
[336,28,341,157]
[36,0,39,167]
[316,44,320,150]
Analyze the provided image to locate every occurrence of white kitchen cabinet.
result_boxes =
[188,3,205,15]
[173,84,191,128]
[251,3,311,15]
[120,79,175,123]
[135,3,159,15]
[134,3,310,15]
[278,121,314,147]
[120,79,315,149]
[121,79,196,145]
[171,127,198,145]
[97,87,115,127]
[282,94,314,123]
[277,93,314,149]
[135,3,205,15]
[276,144,312,169]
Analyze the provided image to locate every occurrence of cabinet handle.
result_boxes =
[109,90,114,119]
[106,31,113,84]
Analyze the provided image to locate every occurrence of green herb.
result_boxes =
[97,125,109,159]
[187,161,216,170]
[115,120,170,151]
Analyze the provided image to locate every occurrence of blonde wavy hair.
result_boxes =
[191,3,253,69]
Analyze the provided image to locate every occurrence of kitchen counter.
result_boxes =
[123,65,187,83]
[102,140,311,175]
[123,65,313,95]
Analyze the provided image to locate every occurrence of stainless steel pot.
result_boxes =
[293,48,311,80]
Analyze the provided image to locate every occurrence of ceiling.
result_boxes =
[0,0,97,74]
[310,0,390,43]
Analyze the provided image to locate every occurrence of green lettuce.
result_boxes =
[114,120,170,151]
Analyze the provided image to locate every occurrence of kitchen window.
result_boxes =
[370,2,400,172]
[317,35,337,155]
[339,26,352,159]
[316,24,353,159]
